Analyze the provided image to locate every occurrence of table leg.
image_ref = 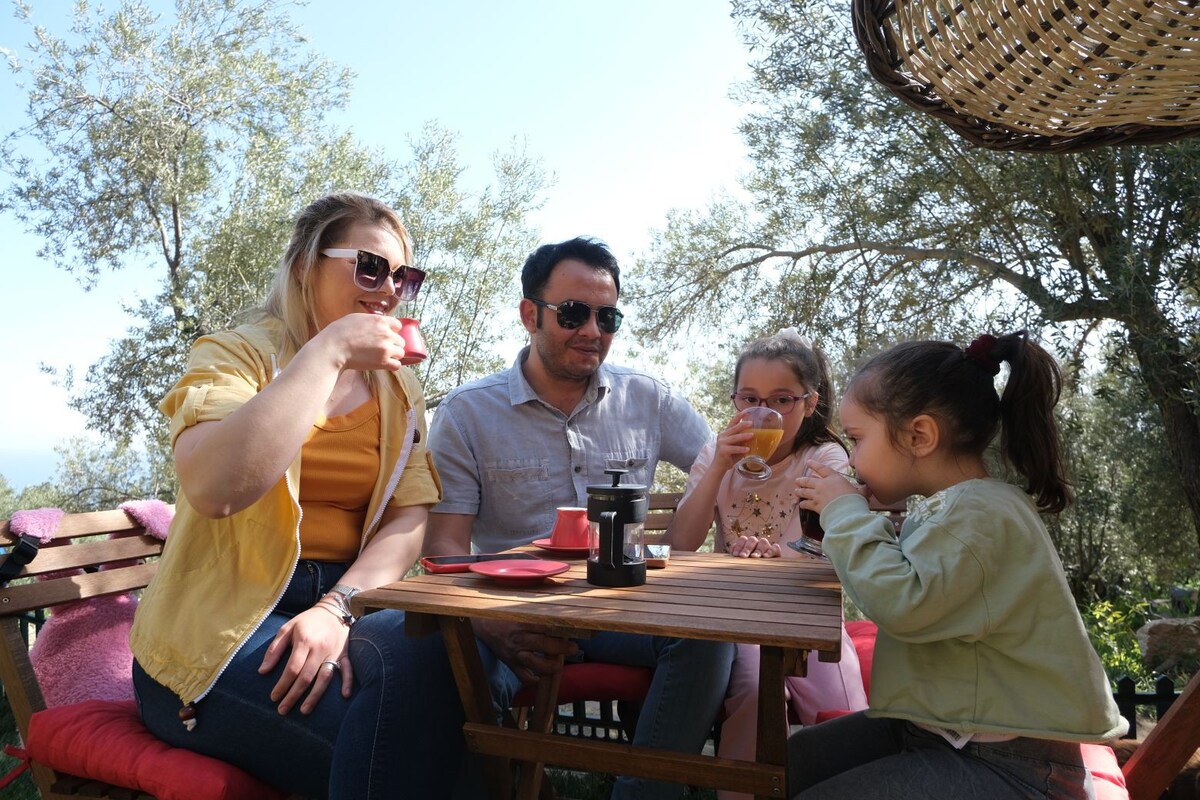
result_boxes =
[440,616,514,799]
[756,646,801,800]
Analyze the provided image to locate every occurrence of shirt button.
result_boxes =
[574,466,582,473]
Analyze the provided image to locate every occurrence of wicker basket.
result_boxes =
[853,0,1200,153]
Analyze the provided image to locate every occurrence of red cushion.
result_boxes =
[1082,743,1129,800]
[811,621,878,723]
[845,620,876,698]
[26,700,288,800]
[513,662,653,706]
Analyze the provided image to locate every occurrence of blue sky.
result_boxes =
[0,0,753,489]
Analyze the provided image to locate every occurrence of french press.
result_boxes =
[586,468,647,587]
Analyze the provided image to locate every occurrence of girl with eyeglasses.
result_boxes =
[667,328,867,800]
[129,192,463,798]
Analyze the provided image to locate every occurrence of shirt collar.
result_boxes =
[506,346,612,408]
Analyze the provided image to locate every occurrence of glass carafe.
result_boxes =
[586,469,647,587]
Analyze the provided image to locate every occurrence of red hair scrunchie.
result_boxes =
[964,334,1001,376]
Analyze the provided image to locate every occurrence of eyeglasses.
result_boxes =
[320,248,426,301]
[528,298,624,335]
[731,392,813,415]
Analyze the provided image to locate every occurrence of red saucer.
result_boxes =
[469,559,570,586]
[531,538,589,557]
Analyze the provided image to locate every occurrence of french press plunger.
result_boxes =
[586,468,647,587]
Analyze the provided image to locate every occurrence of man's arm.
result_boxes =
[423,511,475,557]
[659,388,715,473]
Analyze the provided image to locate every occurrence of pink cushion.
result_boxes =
[1082,743,1129,800]
[26,700,288,800]
[513,662,653,706]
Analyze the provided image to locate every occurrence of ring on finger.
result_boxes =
[321,659,340,672]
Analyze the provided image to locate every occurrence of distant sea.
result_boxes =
[0,449,59,491]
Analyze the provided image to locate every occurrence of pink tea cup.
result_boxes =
[550,507,589,548]
[398,318,427,366]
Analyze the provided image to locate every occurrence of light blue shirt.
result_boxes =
[429,347,713,553]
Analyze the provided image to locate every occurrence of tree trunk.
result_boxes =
[1126,325,1200,553]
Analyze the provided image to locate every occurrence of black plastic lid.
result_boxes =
[586,468,647,496]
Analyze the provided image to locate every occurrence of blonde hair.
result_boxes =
[262,192,415,365]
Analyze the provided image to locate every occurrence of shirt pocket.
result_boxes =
[486,459,550,484]
[485,458,553,505]
[484,459,555,539]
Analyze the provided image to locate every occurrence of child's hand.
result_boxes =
[712,412,754,474]
[795,462,867,515]
[728,535,782,559]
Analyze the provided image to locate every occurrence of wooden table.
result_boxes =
[353,551,844,800]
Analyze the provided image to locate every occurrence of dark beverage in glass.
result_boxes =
[792,508,827,559]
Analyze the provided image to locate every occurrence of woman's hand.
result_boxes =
[473,618,578,687]
[711,412,754,475]
[728,535,782,558]
[259,606,354,715]
[312,312,409,373]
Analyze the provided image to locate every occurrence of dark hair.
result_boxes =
[846,331,1073,513]
[734,331,844,454]
[521,237,621,299]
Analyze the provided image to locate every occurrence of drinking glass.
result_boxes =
[791,468,862,559]
[792,507,827,559]
[734,406,784,480]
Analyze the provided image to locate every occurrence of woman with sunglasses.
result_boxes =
[666,328,867,800]
[129,192,462,798]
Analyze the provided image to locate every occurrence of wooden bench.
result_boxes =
[0,506,287,800]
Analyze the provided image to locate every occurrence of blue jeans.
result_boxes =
[787,712,1096,799]
[480,631,735,800]
[133,560,466,800]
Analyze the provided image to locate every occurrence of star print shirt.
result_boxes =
[684,440,849,555]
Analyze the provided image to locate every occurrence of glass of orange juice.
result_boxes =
[735,406,784,480]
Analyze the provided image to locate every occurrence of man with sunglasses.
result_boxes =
[426,237,733,800]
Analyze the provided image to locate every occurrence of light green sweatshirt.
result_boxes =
[822,479,1127,742]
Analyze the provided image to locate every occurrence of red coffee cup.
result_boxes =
[398,317,427,366]
[550,507,589,548]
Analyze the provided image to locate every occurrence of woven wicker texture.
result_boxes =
[853,0,1200,152]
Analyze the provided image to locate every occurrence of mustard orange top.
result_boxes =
[299,396,381,561]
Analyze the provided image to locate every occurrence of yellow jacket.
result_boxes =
[129,318,440,704]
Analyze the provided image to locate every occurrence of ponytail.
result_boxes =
[975,332,1074,513]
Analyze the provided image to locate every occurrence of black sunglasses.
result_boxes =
[320,248,426,301]
[528,298,623,334]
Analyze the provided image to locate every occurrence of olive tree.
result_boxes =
[630,0,1200,552]
[2,1,547,502]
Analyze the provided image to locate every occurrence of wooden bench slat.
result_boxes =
[1,509,147,543]
[2,534,162,579]
[0,563,158,615]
